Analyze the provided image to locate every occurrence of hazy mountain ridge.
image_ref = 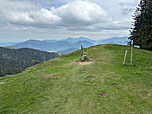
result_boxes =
[100,36,129,45]
[13,37,94,53]
[1,36,129,53]
[0,42,18,47]
[61,37,96,44]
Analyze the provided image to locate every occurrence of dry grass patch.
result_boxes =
[108,71,115,75]
[75,61,94,65]
[80,70,86,73]
[112,83,120,88]
[41,74,55,78]
[147,66,152,70]
[97,61,113,65]
[101,78,105,83]
[102,45,115,48]
[88,76,96,79]
[73,59,94,66]
[0,82,5,85]
[90,47,97,50]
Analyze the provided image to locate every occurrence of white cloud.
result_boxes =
[0,0,141,42]
[51,1,109,25]
[0,0,61,25]
[0,0,109,27]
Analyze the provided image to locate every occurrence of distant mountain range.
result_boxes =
[0,47,59,77]
[12,37,94,53]
[1,36,129,53]
[0,42,18,47]
[100,36,129,45]
[61,37,97,44]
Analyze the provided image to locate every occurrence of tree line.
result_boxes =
[129,0,152,50]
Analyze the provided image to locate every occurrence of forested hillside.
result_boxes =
[0,47,59,77]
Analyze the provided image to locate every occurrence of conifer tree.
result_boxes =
[129,0,152,50]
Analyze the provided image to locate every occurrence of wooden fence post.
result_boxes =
[87,49,88,57]
[123,50,128,65]
[130,40,133,65]
[81,45,84,60]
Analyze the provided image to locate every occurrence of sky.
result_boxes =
[0,0,140,42]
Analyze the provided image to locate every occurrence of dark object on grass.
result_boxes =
[88,76,96,79]
[100,91,106,96]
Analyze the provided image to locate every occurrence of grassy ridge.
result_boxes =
[0,44,152,114]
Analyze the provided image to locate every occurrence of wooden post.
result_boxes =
[123,50,128,65]
[130,40,133,65]
[87,49,88,57]
[81,45,84,60]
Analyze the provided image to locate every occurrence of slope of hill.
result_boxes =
[0,44,152,114]
[0,47,59,77]
[58,48,78,53]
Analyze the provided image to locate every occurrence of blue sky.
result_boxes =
[0,0,140,42]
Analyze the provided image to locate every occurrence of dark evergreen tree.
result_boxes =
[129,0,152,50]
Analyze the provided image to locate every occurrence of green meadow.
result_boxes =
[0,44,152,114]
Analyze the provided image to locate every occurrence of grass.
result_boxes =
[0,44,152,114]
